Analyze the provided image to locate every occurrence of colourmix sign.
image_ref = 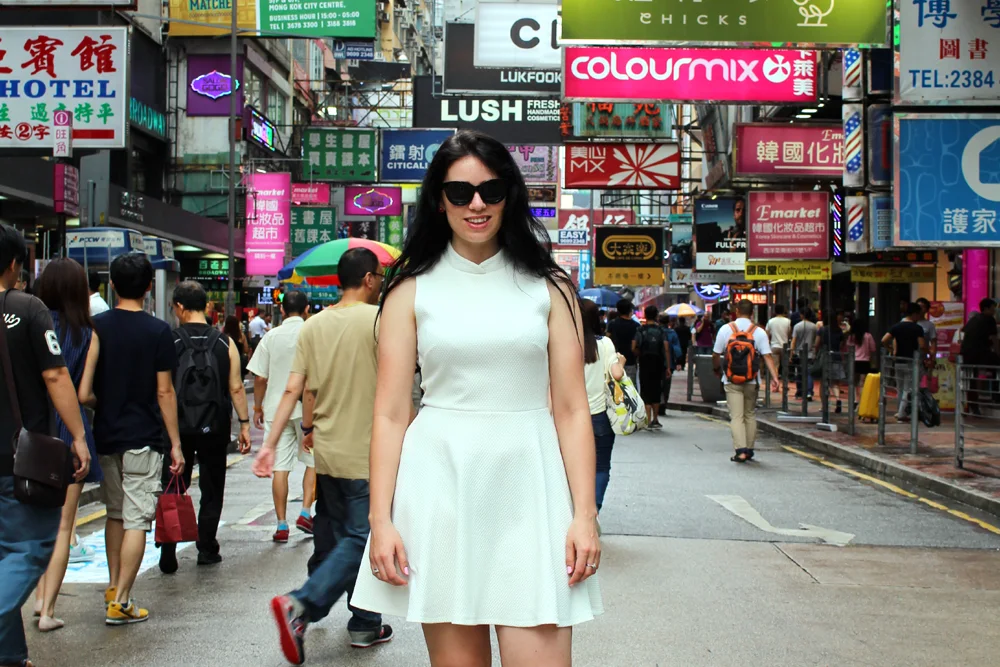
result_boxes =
[560,0,889,47]
[563,48,817,103]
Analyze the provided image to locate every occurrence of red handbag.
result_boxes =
[155,473,199,544]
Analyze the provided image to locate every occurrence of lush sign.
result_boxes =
[560,0,889,47]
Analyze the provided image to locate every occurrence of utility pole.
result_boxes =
[226,0,238,317]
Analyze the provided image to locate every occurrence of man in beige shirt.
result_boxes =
[253,248,391,663]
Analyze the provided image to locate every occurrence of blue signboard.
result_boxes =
[870,194,893,250]
[897,115,1000,245]
[867,104,891,188]
[579,250,591,284]
[380,129,456,183]
[68,227,145,267]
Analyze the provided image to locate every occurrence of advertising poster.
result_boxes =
[474,2,561,69]
[509,146,558,184]
[593,225,665,286]
[245,172,291,275]
[747,191,830,260]
[563,48,817,103]
[444,23,559,95]
[291,183,331,206]
[694,197,746,271]
[670,222,692,270]
[930,301,965,351]
[563,143,680,189]
[734,124,843,178]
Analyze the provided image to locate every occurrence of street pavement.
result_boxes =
[22,412,1000,667]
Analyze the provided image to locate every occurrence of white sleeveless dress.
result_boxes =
[352,244,603,627]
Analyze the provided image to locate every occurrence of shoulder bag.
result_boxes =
[0,292,73,507]
[602,337,647,435]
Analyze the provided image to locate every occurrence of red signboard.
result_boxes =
[748,191,830,260]
[734,124,843,178]
[564,142,680,190]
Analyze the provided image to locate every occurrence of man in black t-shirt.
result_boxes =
[882,302,928,421]
[961,298,999,413]
[79,252,184,627]
[0,225,89,667]
[606,298,640,382]
[158,281,251,574]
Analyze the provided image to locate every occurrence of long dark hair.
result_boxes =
[223,315,243,345]
[379,130,576,324]
[580,298,601,364]
[35,258,93,346]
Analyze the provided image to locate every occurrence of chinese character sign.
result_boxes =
[734,124,843,177]
[245,172,291,274]
[0,27,127,149]
[563,48,817,103]
[509,146,558,184]
[896,115,1000,245]
[694,197,747,272]
[302,128,377,182]
[557,210,591,248]
[289,206,336,258]
[291,183,330,206]
[747,191,830,260]
[377,215,405,248]
[900,0,1000,103]
[563,142,680,189]
[560,102,672,139]
[380,129,454,182]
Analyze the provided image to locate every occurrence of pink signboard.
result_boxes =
[748,191,830,260]
[564,47,817,103]
[735,124,843,177]
[344,186,403,216]
[245,172,291,275]
[53,164,79,217]
[291,183,331,206]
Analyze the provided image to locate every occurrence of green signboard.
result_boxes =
[560,103,671,139]
[258,0,376,38]
[377,215,404,249]
[302,128,377,182]
[560,0,889,47]
[290,206,337,258]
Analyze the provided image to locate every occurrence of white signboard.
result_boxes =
[0,27,128,149]
[52,108,71,157]
[899,0,1000,103]
[474,2,561,69]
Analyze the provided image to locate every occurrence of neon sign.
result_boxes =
[248,108,277,152]
[344,186,402,216]
[694,283,729,302]
[190,70,240,100]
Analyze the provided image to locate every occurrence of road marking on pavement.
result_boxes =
[696,414,727,425]
[76,454,248,528]
[782,446,1000,536]
[230,499,279,531]
[707,494,855,546]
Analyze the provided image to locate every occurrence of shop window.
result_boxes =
[243,66,264,110]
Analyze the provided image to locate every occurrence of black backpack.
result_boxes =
[916,388,941,428]
[637,325,665,357]
[174,327,227,436]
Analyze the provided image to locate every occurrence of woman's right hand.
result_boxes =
[370,519,410,586]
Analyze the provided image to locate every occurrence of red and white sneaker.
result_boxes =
[295,514,314,535]
[273,527,290,543]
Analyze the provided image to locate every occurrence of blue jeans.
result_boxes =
[592,413,615,512]
[295,476,381,631]
[0,476,61,665]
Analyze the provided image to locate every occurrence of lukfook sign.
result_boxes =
[563,47,817,103]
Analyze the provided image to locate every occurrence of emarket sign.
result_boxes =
[560,0,889,48]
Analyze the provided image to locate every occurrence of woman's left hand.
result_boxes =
[565,515,601,586]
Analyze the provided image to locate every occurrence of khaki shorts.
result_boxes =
[266,420,315,472]
[99,447,164,532]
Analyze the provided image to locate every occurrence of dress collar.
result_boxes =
[445,243,508,275]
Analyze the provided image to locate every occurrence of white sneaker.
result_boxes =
[68,542,96,563]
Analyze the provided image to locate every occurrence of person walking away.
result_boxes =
[814,310,848,413]
[0,227,90,667]
[253,249,392,662]
[249,310,268,351]
[633,305,670,429]
[916,297,939,387]
[849,318,877,399]
[247,290,317,542]
[658,313,682,415]
[581,299,624,526]
[606,298,639,382]
[158,281,251,574]
[32,259,104,633]
[88,272,109,316]
[713,299,780,462]
[765,304,791,378]
[790,296,809,329]
[790,308,818,399]
[959,298,999,415]
[694,313,715,354]
[675,316,691,368]
[714,308,732,335]
[77,252,184,626]
[881,302,927,422]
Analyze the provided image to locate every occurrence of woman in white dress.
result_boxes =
[352,130,603,665]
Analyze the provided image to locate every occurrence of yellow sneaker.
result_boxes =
[106,600,149,625]
[104,586,117,608]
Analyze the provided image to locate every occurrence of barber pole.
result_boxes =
[842,48,863,101]
[842,104,864,187]
[845,196,868,254]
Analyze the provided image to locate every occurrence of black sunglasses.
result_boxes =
[441,179,508,207]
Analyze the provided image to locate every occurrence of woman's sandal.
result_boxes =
[731,448,750,463]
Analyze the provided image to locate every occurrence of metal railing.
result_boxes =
[877,349,922,453]
[954,356,1000,468]
[776,344,857,433]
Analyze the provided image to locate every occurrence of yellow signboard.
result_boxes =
[745,260,832,281]
[594,268,664,286]
[169,0,257,37]
[850,266,937,283]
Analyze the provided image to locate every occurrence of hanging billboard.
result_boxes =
[301,128,378,182]
[474,2,560,69]
[444,23,559,95]
[167,0,376,38]
[734,124,843,178]
[380,129,455,183]
[563,143,680,190]
[0,27,128,149]
[559,0,889,47]
[509,145,558,184]
[560,102,671,139]
[245,173,291,275]
[563,48,817,103]
[344,186,403,216]
[747,191,830,261]
[593,226,666,286]
[694,197,746,272]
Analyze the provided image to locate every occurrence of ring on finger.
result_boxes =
[586,563,597,569]
[372,568,380,575]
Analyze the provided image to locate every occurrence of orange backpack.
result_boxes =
[723,323,760,384]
